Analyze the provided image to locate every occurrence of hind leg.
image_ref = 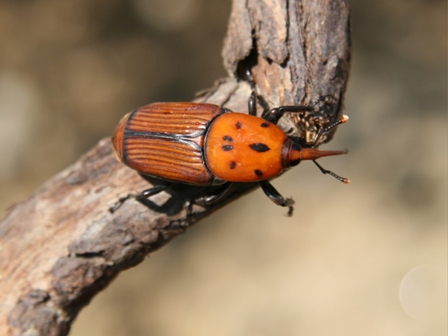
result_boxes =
[109,184,169,213]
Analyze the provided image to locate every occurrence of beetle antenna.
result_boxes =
[312,115,349,148]
[308,114,350,184]
[312,160,350,184]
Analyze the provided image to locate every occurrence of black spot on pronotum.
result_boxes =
[229,161,236,169]
[235,121,242,129]
[222,145,234,151]
[254,169,263,177]
[222,135,233,142]
[249,143,270,153]
[260,122,269,128]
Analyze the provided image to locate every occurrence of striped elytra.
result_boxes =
[112,102,224,185]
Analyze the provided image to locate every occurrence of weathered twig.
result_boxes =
[0,0,350,334]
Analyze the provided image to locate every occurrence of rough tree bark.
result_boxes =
[0,0,351,335]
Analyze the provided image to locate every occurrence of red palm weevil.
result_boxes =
[110,92,349,215]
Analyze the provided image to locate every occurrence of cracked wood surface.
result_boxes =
[0,0,350,334]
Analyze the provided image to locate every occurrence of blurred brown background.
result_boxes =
[0,0,446,335]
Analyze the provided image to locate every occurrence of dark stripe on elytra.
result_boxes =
[235,121,242,129]
[124,132,202,151]
[260,122,270,128]
[229,161,236,169]
[249,143,270,153]
[254,169,263,177]
[222,145,234,151]
[222,135,233,142]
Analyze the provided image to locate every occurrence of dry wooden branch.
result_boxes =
[0,0,350,334]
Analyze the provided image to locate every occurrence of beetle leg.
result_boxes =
[248,91,257,116]
[259,180,295,216]
[196,183,232,205]
[248,90,271,117]
[262,96,340,125]
[109,184,168,213]
[262,104,316,125]
[244,67,274,118]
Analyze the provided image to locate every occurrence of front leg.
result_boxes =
[259,180,295,216]
[262,105,316,125]
[248,91,257,116]
[262,96,335,125]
